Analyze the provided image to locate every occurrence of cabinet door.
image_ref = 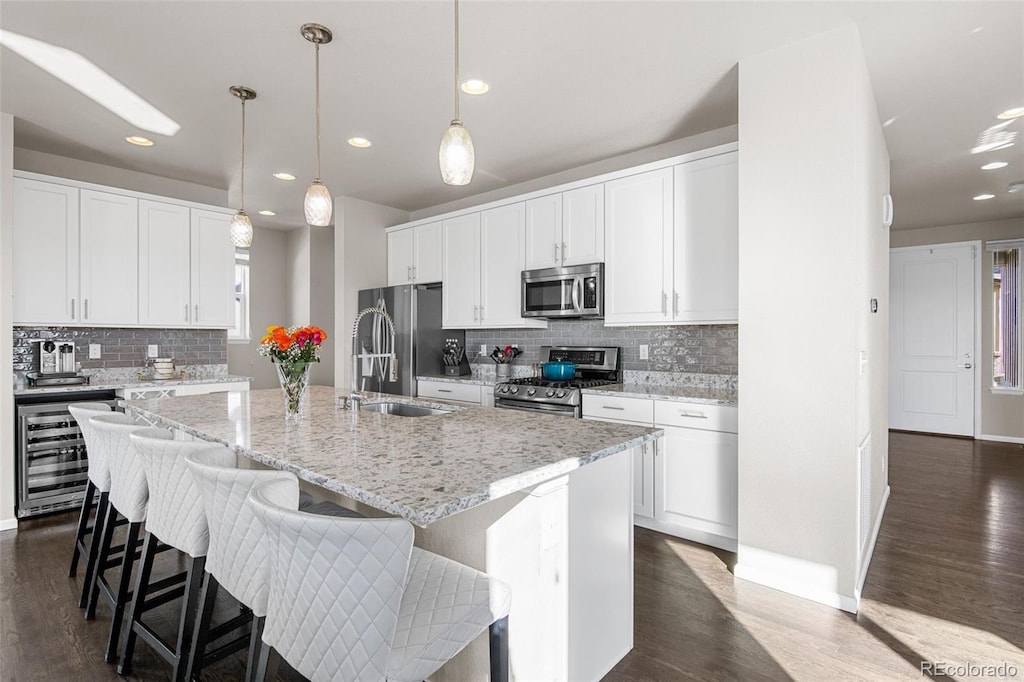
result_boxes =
[634,440,656,519]
[441,213,481,328]
[139,200,191,326]
[414,222,443,283]
[190,209,235,327]
[79,189,139,325]
[480,203,528,326]
[604,168,673,325]
[562,184,604,266]
[12,178,79,324]
[656,425,738,540]
[524,194,562,270]
[387,229,415,285]
[672,152,738,322]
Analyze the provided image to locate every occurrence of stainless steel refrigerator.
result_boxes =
[355,283,463,397]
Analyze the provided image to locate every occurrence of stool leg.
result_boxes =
[69,480,96,577]
[79,491,110,609]
[489,616,509,682]
[244,615,266,682]
[105,520,141,663]
[116,531,159,676]
[252,640,279,682]
[187,572,220,681]
[171,555,205,682]
[85,500,117,619]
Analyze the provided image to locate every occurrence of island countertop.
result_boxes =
[121,385,661,527]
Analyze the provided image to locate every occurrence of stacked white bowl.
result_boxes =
[153,358,175,379]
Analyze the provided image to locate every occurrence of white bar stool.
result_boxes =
[248,478,512,682]
[116,428,238,680]
[67,403,112,599]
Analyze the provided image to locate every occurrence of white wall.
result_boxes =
[287,227,312,326]
[1,114,16,529]
[14,147,226,206]
[736,25,889,612]
[334,197,410,389]
[310,226,335,386]
[227,227,289,390]
[891,217,1024,440]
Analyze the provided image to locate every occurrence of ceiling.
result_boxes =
[1,1,1022,231]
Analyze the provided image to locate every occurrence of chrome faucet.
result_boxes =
[344,306,398,409]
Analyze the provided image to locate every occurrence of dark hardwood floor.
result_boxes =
[2,432,1022,681]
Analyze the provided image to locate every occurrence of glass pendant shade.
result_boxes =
[439,120,475,186]
[304,179,333,226]
[229,210,253,248]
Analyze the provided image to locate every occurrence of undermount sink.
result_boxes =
[360,402,454,417]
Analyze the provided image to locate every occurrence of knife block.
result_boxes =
[444,356,472,377]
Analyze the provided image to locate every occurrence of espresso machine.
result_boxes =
[28,340,88,386]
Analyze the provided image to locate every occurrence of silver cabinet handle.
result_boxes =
[473,305,479,321]
[480,305,484,320]
[194,304,199,322]
[407,265,412,281]
[662,291,668,315]
[959,363,973,369]
[70,298,75,319]
[185,304,190,322]
[438,389,453,393]
[562,241,567,263]
[678,410,708,419]
[84,299,89,320]
[674,291,680,317]
[603,405,625,411]
[412,266,416,280]
[554,242,559,261]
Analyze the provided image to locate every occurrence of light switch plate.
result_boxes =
[639,344,649,360]
[88,344,101,359]
[147,344,159,358]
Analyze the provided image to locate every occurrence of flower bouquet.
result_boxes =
[259,325,327,421]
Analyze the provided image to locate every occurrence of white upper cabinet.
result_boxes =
[79,189,139,325]
[672,152,738,323]
[190,209,235,328]
[12,178,79,324]
[441,205,546,329]
[138,200,191,326]
[387,222,443,285]
[604,168,674,325]
[524,185,604,270]
[604,150,738,326]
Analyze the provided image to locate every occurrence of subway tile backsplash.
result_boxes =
[467,320,737,374]
[13,326,227,373]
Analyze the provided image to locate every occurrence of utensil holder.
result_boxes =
[495,363,512,380]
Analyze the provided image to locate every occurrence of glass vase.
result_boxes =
[275,361,313,422]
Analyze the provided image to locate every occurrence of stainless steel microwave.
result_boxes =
[522,263,604,318]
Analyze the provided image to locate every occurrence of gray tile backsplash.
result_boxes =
[13,326,227,373]
[466,320,737,374]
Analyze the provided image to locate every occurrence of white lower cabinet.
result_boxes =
[417,379,492,406]
[583,394,738,550]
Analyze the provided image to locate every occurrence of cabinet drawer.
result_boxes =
[654,401,737,433]
[418,380,481,404]
[582,394,653,424]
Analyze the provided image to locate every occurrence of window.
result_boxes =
[990,241,1022,390]
[229,249,250,342]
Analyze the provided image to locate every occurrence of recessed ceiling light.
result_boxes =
[125,135,154,146]
[273,172,296,181]
[258,210,276,216]
[347,137,372,148]
[1007,181,1024,194]
[460,79,490,95]
[882,116,897,128]
[982,161,1008,170]
[973,194,996,201]
[997,107,1024,120]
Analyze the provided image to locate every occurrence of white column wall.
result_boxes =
[1,114,16,529]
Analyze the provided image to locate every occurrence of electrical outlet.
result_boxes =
[480,344,488,354]
[147,344,159,358]
[639,344,649,360]
[88,344,101,359]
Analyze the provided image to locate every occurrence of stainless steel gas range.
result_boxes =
[494,346,620,418]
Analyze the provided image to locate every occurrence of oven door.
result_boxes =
[495,397,579,418]
[522,273,575,318]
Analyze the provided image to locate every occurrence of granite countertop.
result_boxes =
[14,374,252,396]
[416,374,495,386]
[583,383,737,407]
[121,385,660,527]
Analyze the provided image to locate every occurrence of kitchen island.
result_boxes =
[122,386,661,681]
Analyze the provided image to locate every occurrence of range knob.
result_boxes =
[526,388,537,396]
[510,386,520,394]
[545,389,556,398]
[555,390,566,399]
[498,385,509,394]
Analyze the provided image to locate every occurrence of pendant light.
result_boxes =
[228,85,256,248]
[301,23,333,226]
[439,0,474,185]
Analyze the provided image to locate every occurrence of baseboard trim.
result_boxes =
[979,434,1024,445]
[0,517,18,532]
[856,485,890,600]
[734,545,859,614]
[633,517,737,552]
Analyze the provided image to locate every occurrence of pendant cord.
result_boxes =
[454,0,460,121]
[239,98,246,211]
[315,41,322,180]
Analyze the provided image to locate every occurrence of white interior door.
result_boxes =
[889,244,977,436]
